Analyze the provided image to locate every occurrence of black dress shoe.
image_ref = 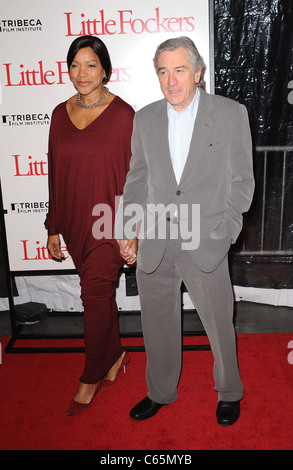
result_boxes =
[130,396,165,421]
[216,400,240,425]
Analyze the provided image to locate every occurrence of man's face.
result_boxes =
[157,47,201,112]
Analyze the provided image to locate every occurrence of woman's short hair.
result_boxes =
[153,36,205,87]
[67,35,112,83]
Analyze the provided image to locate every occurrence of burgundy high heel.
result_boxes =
[100,351,130,390]
[67,381,101,416]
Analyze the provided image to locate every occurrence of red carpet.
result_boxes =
[0,333,293,451]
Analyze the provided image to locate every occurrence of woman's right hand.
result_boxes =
[47,234,65,261]
[117,239,138,265]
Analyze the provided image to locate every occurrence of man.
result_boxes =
[115,37,254,425]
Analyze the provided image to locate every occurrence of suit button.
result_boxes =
[176,190,181,195]
[167,217,171,221]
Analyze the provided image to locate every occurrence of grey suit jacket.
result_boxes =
[115,89,255,273]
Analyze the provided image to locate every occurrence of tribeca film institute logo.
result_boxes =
[2,113,50,127]
[10,201,49,214]
[0,18,42,33]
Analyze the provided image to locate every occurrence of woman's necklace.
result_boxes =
[77,87,109,109]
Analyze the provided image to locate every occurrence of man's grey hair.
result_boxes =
[153,36,205,87]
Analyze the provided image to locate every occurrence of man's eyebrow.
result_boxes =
[158,64,189,71]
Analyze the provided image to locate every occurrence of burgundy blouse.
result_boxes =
[45,96,134,258]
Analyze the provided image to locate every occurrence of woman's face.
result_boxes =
[69,46,106,98]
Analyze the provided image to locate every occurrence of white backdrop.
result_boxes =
[0,0,213,311]
[0,0,212,273]
[1,0,291,311]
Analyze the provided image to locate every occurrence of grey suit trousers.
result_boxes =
[136,237,244,404]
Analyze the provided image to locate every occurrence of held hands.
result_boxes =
[47,235,137,264]
[117,239,138,265]
[47,235,65,262]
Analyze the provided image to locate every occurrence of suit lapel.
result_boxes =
[179,90,215,186]
[150,91,216,188]
[152,100,178,187]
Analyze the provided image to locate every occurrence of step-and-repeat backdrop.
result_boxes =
[0,0,213,310]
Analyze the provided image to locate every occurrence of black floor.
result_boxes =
[1,301,293,338]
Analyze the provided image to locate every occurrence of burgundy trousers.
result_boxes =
[71,241,124,384]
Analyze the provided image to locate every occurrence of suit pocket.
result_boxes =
[210,213,232,241]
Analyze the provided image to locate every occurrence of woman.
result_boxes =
[45,35,136,416]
